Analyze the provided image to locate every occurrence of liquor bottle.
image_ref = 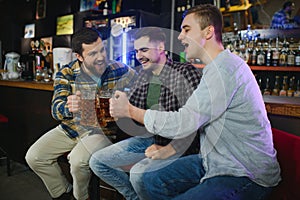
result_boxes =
[287,77,295,97]
[294,79,300,97]
[287,43,295,66]
[263,78,272,95]
[103,1,108,16]
[186,0,191,9]
[279,76,288,96]
[232,40,240,56]
[272,76,280,96]
[243,40,251,64]
[272,37,280,66]
[233,22,239,36]
[257,77,263,94]
[256,42,266,66]
[250,39,257,66]
[112,0,116,14]
[295,45,300,66]
[265,41,272,66]
[279,42,288,66]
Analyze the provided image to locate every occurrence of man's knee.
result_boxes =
[25,147,40,169]
[89,154,109,175]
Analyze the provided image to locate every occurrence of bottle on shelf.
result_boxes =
[287,42,295,66]
[103,1,108,16]
[186,0,191,9]
[272,76,280,96]
[256,42,266,66]
[257,77,263,94]
[294,79,300,97]
[232,40,240,56]
[265,40,272,66]
[240,40,248,62]
[279,41,288,66]
[287,76,295,97]
[271,37,280,66]
[263,78,272,95]
[279,76,288,96]
[250,39,257,66]
[295,45,300,67]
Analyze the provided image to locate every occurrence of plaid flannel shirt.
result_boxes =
[128,58,202,155]
[51,59,137,138]
[270,9,299,29]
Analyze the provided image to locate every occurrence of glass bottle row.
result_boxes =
[225,37,300,67]
[257,75,300,97]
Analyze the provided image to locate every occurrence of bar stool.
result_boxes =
[0,114,11,176]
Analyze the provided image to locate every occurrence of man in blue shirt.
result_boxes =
[270,1,299,29]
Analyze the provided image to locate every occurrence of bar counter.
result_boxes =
[0,79,58,164]
[1,80,300,119]
[0,79,53,91]
[0,79,299,165]
[263,96,300,118]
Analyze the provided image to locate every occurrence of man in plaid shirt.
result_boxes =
[25,28,137,200]
[270,1,299,29]
[90,27,202,200]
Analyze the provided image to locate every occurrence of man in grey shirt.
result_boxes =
[109,4,281,200]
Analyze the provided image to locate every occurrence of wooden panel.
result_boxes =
[0,80,54,91]
[264,96,300,118]
[0,86,58,163]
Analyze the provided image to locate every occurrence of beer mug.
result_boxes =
[79,84,99,127]
[97,89,115,127]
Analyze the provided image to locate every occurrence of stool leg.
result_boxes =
[6,155,11,176]
[0,146,11,176]
[89,171,100,200]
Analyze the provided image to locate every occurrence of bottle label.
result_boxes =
[287,90,294,97]
[294,91,300,97]
[279,54,287,66]
[295,56,300,66]
[263,91,271,95]
[272,89,279,96]
[272,51,279,59]
[287,55,295,66]
[279,90,287,96]
[257,54,265,65]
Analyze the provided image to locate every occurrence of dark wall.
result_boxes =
[0,0,80,55]
[0,0,166,57]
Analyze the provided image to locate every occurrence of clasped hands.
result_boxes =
[109,91,177,160]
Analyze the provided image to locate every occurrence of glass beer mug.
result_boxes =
[96,89,115,127]
[79,84,99,127]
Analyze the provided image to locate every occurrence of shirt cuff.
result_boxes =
[144,109,155,134]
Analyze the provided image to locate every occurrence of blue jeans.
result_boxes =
[139,154,273,200]
[89,136,154,200]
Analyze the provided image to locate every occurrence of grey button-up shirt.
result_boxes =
[144,49,281,187]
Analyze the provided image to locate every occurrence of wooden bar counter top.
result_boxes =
[0,79,53,91]
[1,79,299,118]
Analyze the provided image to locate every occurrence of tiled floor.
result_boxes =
[0,159,124,200]
[0,159,52,200]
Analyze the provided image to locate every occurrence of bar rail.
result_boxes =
[0,80,54,91]
[1,80,300,118]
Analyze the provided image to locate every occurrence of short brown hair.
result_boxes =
[183,4,223,43]
[71,27,102,56]
[133,27,166,44]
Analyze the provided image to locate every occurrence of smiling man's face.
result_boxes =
[134,36,165,73]
[178,13,207,61]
